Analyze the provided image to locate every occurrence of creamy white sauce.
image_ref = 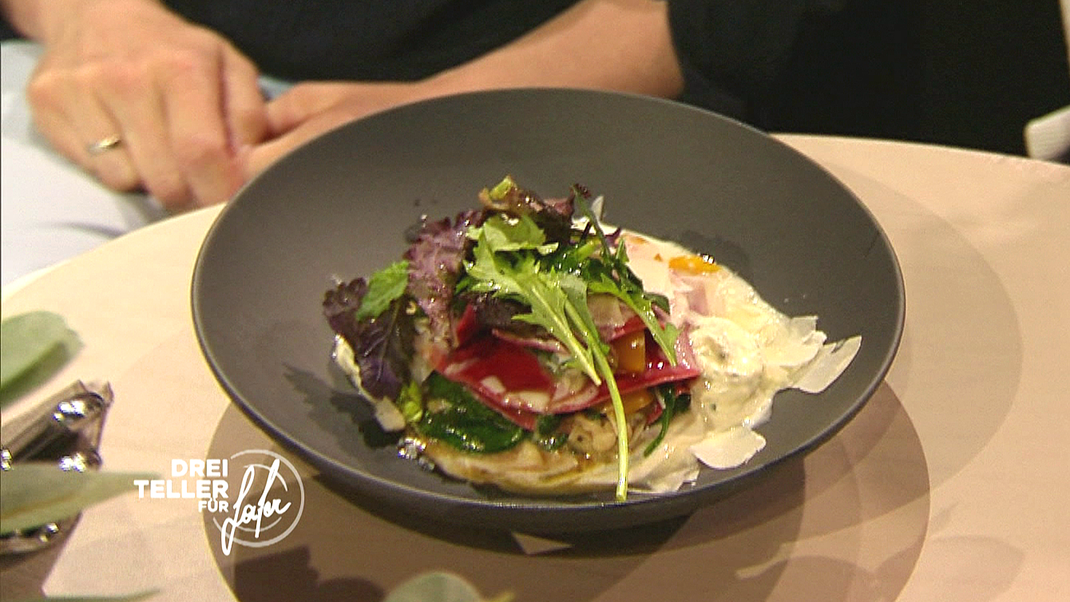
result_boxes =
[333,336,407,432]
[616,231,861,493]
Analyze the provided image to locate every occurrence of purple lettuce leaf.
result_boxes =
[323,278,414,400]
[403,209,482,342]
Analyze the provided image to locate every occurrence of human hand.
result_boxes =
[25,0,267,210]
[242,81,432,178]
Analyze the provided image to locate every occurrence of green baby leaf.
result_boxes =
[0,463,157,535]
[0,311,82,407]
[384,571,513,602]
[353,260,411,321]
[467,213,557,254]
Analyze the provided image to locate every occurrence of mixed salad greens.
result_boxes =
[323,176,699,500]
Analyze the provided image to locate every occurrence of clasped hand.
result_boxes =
[26,0,271,210]
[26,0,416,211]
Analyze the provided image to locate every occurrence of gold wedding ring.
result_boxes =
[86,135,122,155]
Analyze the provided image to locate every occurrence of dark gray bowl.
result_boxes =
[192,89,903,533]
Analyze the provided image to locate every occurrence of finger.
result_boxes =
[239,129,299,179]
[264,82,354,136]
[96,63,193,208]
[220,47,268,148]
[26,65,141,191]
[243,108,354,178]
[81,126,141,192]
[156,49,244,206]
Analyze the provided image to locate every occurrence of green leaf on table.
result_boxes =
[0,311,82,407]
[384,571,513,602]
[0,463,156,535]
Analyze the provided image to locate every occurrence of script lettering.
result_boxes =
[219,458,292,556]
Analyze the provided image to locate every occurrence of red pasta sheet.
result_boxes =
[438,327,701,430]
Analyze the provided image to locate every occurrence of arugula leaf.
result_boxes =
[587,269,680,364]
[465,232,600,384]
[570,191,680,365]
[462,229,633,499]
[354,260,410,321]
[589,344,630,500]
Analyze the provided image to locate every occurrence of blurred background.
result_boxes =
[759,0,1070,159]
[3,0,1068,160]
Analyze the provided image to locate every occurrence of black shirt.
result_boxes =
[162,0,580,82]
[160,0,847,123]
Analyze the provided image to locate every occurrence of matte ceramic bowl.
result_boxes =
[192,89,903,533]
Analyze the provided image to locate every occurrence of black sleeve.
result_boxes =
[1,13,22,41]
[666,0,847,121]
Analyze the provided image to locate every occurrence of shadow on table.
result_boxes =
[230,547,385,602]
[0,520,75,601]
[205,378,933,602]
[217,460,806,602]
[826,161,1024,489]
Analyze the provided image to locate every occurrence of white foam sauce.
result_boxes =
[616,232,861,492]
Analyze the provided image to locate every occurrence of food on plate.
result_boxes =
[323,177,860,500]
